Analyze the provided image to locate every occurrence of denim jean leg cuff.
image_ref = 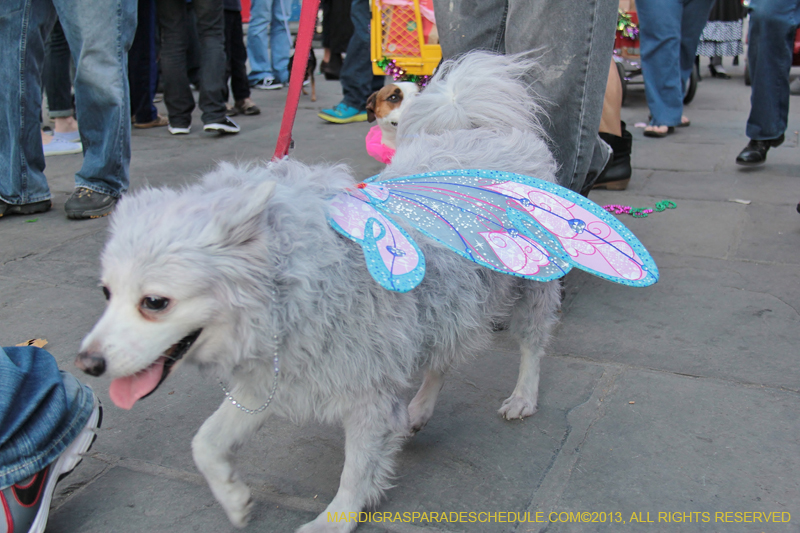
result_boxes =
[48,109,75,119]
[0,193,53,206]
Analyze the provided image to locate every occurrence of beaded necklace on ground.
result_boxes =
[602,200,676,218]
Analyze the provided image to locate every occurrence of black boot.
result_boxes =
[593,121,633,191]
[322,54,342,80]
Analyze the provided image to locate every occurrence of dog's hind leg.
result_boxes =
[192,387,271,528]
[498,280,561,420]
[407,367,445,435]
[297,396,408,533]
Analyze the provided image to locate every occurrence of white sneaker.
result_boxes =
[168,124,191,135]
[43,139,83,156]
[252,78,283,90]
[203,117,240,134]
[52,131,80,143]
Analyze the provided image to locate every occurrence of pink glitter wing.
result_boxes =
[483,181,652,284]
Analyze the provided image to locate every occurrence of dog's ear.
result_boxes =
[365,92,377,122]
[214,179,277,247]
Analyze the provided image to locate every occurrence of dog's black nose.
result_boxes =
[74,352,106,376]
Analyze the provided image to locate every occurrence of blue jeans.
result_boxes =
[0,347,94,488]
[637,0,715,127]
[0,0,136,206]
[746,0,800,140]
[340,0,383,111]
[431,0,618,193]
[246,0,292,85]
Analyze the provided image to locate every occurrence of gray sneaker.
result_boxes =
[0,393,101,533]
[64,187,118,219]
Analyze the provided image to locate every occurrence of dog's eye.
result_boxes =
[102,286,111,300]
[141,296,170,312]
[387,94,400,102]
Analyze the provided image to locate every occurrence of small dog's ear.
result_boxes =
[215,179,276,247]
[365,92,377,122]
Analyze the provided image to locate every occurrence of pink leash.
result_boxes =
[272,0,321,161]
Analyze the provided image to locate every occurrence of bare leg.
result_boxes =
[297,397,407,533]
[54,116,78,133]
[407,368,445,434]
[499,280,561,420]
[192,385,271,528]
[599,61,622,136]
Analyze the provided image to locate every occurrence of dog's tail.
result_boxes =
[397,51,547,140]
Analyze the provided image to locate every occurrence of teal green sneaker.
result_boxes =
[318,102,368,124]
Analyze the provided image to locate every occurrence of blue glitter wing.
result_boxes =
[364,170,659,287]
[327,187,426,292]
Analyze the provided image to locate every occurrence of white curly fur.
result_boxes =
[79,52,562,532]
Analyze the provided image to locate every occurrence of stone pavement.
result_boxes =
[1,58,799,533]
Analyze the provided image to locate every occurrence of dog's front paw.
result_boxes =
[213,479,254,528]
[296,514,355,533]
[225,494,254,528]
[498,395,537,420]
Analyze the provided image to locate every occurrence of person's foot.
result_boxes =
[51,131,81,143]
[643,125,674,138]
[168,123,191,135]
[647,115,690,128]
[233,98,261,116]
[203,117,241,134]
[709,64,731,79]
[64,187,118,219]
[735,134,785,166]
[591,124,633,191]
[318,102,368,124]
[251,78,283,90]
[0,198,52,218]
[134,114,169,129]
[0,389,101,533]
[322,54,342,80]
[43,138,83,156]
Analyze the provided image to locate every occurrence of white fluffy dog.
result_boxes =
[76,53,561,532]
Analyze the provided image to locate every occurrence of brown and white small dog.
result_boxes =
[365,82,419,149]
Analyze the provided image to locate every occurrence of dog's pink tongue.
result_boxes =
[109,357,166,410]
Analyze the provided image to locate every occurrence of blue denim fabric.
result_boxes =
[246,0,292,85]
[431,0,618,193]
[0,0,136,206]
[637,0,715,127]
[340,0,384,111]
[0,347,94,488]
[746,0,800,140]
